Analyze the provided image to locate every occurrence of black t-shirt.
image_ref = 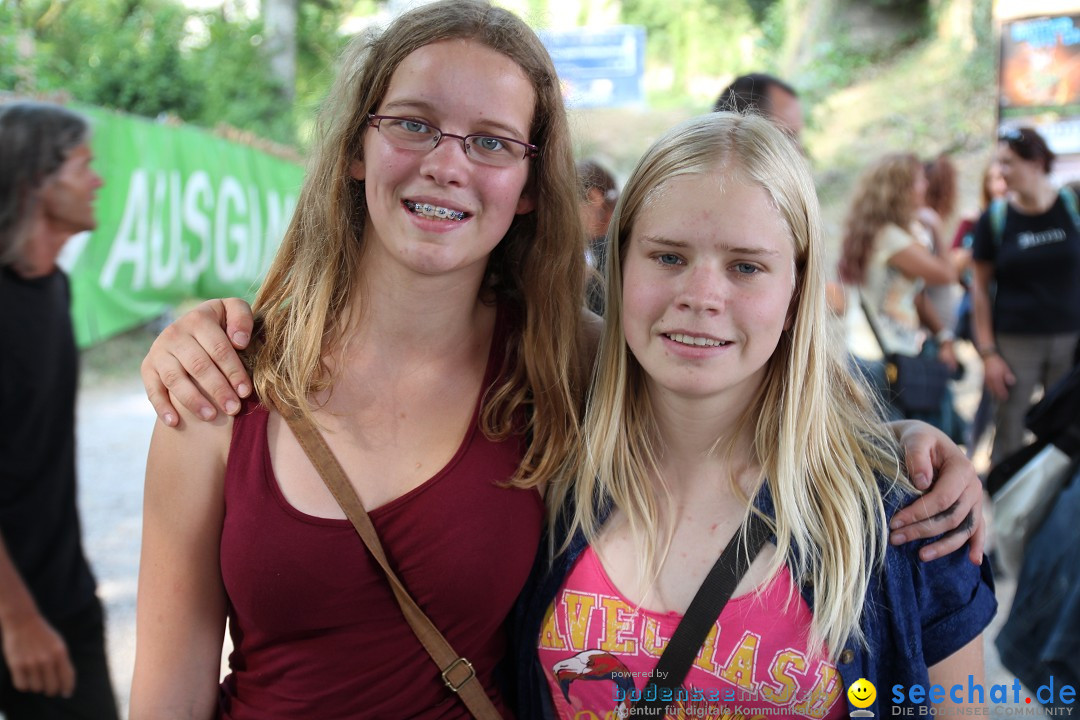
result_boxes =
[0,267,97,624]
[972,194,1080,335]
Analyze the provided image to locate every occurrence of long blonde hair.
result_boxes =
[249,0,586,487]
[548,112,906,657]
[838,152,921,285]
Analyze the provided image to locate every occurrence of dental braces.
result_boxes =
[404,200,466,221]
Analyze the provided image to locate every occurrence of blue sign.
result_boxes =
[539,26,646,109]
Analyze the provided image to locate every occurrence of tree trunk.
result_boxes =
[932,0,976,50]
[778,0,837,77]
[262,0,297,102]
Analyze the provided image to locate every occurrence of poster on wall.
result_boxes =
[999,13,1080,154]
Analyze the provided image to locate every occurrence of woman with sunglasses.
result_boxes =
[971,127,1080,466]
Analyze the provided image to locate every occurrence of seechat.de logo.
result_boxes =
[849,679,877,718]
[891,676,1076,716]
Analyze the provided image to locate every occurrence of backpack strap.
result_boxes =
[990,188,1080,247]
[1059,185,1080,232]
[277,405,504,719]
[989,198,1008,247]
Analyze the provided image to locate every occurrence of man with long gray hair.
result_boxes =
[0,101,118,719]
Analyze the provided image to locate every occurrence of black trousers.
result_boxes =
[0,598,119,720]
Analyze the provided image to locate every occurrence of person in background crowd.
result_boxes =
[713,72,804,139]
[920,153,961,296]
[577,158,618,316]
[953,161,1008,458]
[916,153,965,442]
[953,161,1008,266]
[0,101,119,720]
[715,73,854,317]
[972,126,1080,467]
[838,153,959,426]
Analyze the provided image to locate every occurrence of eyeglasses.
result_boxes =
[368,114,538,167]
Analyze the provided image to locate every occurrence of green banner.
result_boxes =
[58,106,304,347]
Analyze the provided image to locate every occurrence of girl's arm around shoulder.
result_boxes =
[882,484,996,673]
[887,421,986,564]
[130,400,233,720]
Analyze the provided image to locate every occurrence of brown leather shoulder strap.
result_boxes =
[279,406,503,719]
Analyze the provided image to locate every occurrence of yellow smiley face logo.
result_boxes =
[848,678,876,708]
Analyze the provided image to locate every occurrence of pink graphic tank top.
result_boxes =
[537,546,847,720]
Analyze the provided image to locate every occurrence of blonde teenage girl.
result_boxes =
[519,113,995,719]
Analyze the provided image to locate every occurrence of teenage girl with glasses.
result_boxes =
[131,3,586,716]
[132,2,986,716]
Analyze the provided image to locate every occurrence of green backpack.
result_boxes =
[988,185,1080,246]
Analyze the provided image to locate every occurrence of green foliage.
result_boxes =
[295,0,354,114]
[744,0,780,24]
[792,17,926,110]
[794,34,876,104]
[970,0,993,51]
[867,0,924,8]
[29,0,200,118]
[755,0,787,59]
[0,0,356,148]
[526,0,549,27]
[0,4,21,90]
[962,33,996,94]
[186,10,295,143]
[621,0,760,97]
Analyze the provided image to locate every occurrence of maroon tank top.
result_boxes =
[218,310,542,719]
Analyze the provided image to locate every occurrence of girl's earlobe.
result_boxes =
[515,188,537,214]
[349,158,365,181]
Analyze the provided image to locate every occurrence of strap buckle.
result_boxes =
[441,657,476,693]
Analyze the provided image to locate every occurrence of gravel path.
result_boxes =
[76,377,154,718]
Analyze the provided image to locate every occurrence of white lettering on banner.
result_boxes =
[214,176,248,283]
[246,185,262,279]
[261,190,287,278]
[100,169,296,291]
[104,169,150,290]
[149,171,181,287]
[182,171,212,284]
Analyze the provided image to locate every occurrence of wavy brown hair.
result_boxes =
[249,0,586,487]
[838,152,921,285]
[924,153,957,221]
